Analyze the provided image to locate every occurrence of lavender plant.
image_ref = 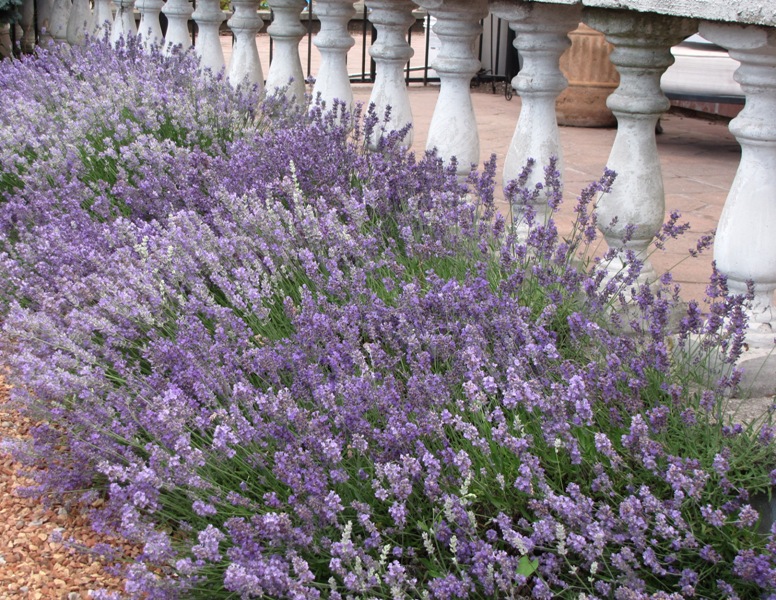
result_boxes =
[1,38,775,599]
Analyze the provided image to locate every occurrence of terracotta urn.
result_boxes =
[556,23,619,127]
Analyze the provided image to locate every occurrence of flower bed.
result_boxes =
[0,38,775,599]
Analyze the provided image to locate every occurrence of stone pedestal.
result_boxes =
[556,24,619,127]
[365,0,417,148]
[584,8,696,286]
[417,0,488,178]
[700,22,776,346]
[491,0,580,229]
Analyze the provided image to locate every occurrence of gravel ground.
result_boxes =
[0,379,136,599]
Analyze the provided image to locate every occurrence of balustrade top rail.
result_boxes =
[517,0,776,27]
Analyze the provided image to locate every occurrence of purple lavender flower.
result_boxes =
[1,35,774,600]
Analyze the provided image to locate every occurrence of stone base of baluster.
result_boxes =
[666,334,776,416]
[735,345,776,400]
[736,284,776,347]
[600,245,659,294]
[745,325,776,347]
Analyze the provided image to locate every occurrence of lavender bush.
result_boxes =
[1,38,775,599]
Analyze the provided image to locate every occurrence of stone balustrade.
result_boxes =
[26,0,776,347]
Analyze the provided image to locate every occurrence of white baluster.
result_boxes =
[20,0,36,51]
[491,0,580,231]
[265,0,307,102]
[49,0,71,42]
[583,9,696,285]
[92,0,113,38]
[162,0,194,53]
[365,0,417,148]
[228,0,264,89]
[416,0,488,179]
[312,0,357,113]
[111,0,138,43]
[699,22,776,346]
[66,0,92,44]
[192,0,226,74]
[136,0,164,50]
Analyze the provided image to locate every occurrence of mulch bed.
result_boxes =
[0,379,135,599]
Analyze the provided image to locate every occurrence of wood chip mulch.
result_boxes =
[0,379,137,599]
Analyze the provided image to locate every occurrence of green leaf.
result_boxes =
[517,555,539,578]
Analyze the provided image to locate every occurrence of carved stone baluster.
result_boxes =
[491,0,580,231]
[365,0,417,148]
[136,0,165,50]
[192,0,226,74]
[92,0,113,38]
[583,9,696,285]
[265,0,307,102]
[49,0,71,42]
[111,0,138,43]
[20,0,36,51]
[66,0,92,44]
[416,0,488,179]
[228,0,264,89]
[162,0,194,53]
[312,0,357,113]
[699,22,776,345]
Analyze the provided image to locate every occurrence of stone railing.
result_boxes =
[14,0,776,347]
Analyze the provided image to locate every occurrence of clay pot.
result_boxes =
[556,23,619,128]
